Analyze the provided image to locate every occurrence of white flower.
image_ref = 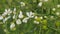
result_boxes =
[18,14,24,18]
[7,9,12,15]
[52,8,56,11]
[18,11,24,18]
[26,11,34,18]
[5,8,11,13]
[2,9,12,16]
[19,11,23,15]
[34,20,39,24]
[57,4,60,8]
[20,2,25,7]
[38,2,42,7]
[44,16,47,18]
[16,19,22,25]
[13,8,16,14]
[8,11,12,15]
[8,9,11,12]
[2,12,7,16]
[10,23,15,29]
[13,11,16,14]
[13,15,16,19]
[40,16,43,19]
[56,12,60,15]
[14,8,16,11]
[5,9,8,12]
[35,16,43,19]
[35,16,38,19]
[5,8,10,12]
[0,16,3,20]
[3,16,11,23]
[2,9,8,16]
[22,17,29,23]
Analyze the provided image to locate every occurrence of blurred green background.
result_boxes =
[0,0,60,34]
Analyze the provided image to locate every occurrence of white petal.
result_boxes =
[34,20,39,24]
[0,16,3,20]
[2,12,8,16]
[26,12,34,18]
[20,11,23,15]
[22,17,29,23]
[35,16,38,19]
[16,19,22,25]
[10,23,15,29]
[20,2,25,7]
[57,4,60,8]
[52,8,56,11]
[3,16,11,22]
[38,2,42,7]
[26,12,30,17]
[14,8,16,11]
[44,16,47,18]
[18,14,24,18]
[8,9,11,12]
[40,16,43,19]
[56,12,60,15]
[13,15,16,19]
[5,9,8,12]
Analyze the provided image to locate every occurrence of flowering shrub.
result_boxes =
[0,0,60,34]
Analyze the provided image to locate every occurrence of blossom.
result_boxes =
[18,11,24,18]
[35,16,38,19]
[10,23,15,30]
[0,16,3,20]
[38,2,42,7]
[35,16,43,20]
[2,9,8,16]
[13,15,16,19]
[52,8,56,11]
[34,20,39,24]
[56,12,60,15]
[57,4,60,8]
[26,11,34,18]
[44,16,47,18]
[3,16,11,23]
[40,16,43,19]
[2,9,12,16]
[5,9,12,15]
[22,17,29,23]
[16,19,22,25]
[13,8,16,14]
[14,8,16,11]
[20,2,25,7]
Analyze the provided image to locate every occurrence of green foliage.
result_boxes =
[0,0,60,34]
